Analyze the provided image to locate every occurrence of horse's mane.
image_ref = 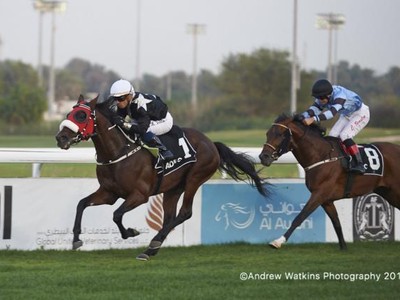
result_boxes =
[275,113,326,138]
[95,97,117,120]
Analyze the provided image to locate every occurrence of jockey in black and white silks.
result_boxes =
[109,79,174,161]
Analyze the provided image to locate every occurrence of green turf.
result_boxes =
[0,242,399,299]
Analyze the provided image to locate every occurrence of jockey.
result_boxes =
[301,79,370,174]
[109,79,174,161]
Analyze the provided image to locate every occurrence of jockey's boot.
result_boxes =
[144,133,174,161]
[346,143,366,174]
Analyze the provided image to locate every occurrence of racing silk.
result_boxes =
[117,92,168,135]
[302,85,363,121]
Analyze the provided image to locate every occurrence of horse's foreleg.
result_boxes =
[72,189,118,250]
[270,195,322,249]
[322,201,347,250]
[72,196,91,250]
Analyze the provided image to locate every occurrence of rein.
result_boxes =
[61,100,143,166]
[96,144,142,165]
[96,126,142,165]
[267,121,346,171]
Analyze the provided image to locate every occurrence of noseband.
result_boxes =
[264,123,292,160]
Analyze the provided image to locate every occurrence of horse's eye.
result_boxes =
[74,111,87,123]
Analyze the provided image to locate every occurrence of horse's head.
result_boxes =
[259,113,328,166]
[56,95,97,149]
[259,114,294,166]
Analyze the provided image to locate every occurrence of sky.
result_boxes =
[0,0,399,80]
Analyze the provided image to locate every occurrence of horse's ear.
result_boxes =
[88,94,99,110]
[78,94,85,103]
[293,114,304,122]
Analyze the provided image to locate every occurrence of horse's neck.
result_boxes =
[93,119,130,163]
[291,129,334,167]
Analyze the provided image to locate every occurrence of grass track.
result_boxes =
[1,242,399,300]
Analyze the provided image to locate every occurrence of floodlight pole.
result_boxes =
[135,0,141,89]
[316,13,345,83]
[33,0,67,119]
[290,0,298,114]
[187,24,205,112]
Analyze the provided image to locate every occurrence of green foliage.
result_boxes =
[0,60,47,127]
[217,48,292,116]
[63,57,120,99]
[1,48,400,132]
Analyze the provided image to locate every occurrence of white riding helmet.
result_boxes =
[110,79,135,97]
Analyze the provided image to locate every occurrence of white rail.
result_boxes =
[0,147,304,178]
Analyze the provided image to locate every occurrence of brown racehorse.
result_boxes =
[259,113,400,250]
[56,95,268,260]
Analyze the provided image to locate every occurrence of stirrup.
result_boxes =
[349,164,365,174]
[160,150,174,161]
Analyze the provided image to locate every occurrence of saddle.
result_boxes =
[147,125,197,176]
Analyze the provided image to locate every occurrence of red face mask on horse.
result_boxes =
[59,100,95,141]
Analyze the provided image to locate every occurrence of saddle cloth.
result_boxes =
[152,125,197,176]
[357,144,384,176]
[332,137,384,176]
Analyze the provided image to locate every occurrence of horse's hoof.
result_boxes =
[123,228,140,239]
[136,253,150,261]
[269,241,281,249]
[72,240,83,250]
[269,236,286,249]
[149,240,162,250]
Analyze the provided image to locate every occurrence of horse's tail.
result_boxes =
[214,142,269,197]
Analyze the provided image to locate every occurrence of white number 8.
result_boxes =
[364,148,380,170]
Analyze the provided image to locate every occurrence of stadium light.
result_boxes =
[33,0,67,119]
[186,23,206,113]
[316,13,345,83]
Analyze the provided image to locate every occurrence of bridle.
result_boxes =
[264,123,293,160]
[59,100,142,165]
[59,101,96,143]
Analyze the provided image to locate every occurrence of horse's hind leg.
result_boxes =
[137,190,182,260]
[322,201,347,250]
[113,199,144,239]
[72,189,118,250]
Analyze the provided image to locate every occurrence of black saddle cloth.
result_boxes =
[155,125,197,175]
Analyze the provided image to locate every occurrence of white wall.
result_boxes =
[1,178,398,250]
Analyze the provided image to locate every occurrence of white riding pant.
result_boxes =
[148,112,173,135]
[328,104,370,141]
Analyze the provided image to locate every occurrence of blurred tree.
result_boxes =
[63,58,120,100]
[0,60,46,125]
[217,49,291,116]
[1,49,400,130]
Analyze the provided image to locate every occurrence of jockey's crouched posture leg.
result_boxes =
[142,131,174,161]
[112,115,174,161]
[343,138,365,174]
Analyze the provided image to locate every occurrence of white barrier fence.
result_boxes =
[0,147,305,178]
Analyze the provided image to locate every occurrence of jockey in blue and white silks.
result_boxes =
[301,79,370,174]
